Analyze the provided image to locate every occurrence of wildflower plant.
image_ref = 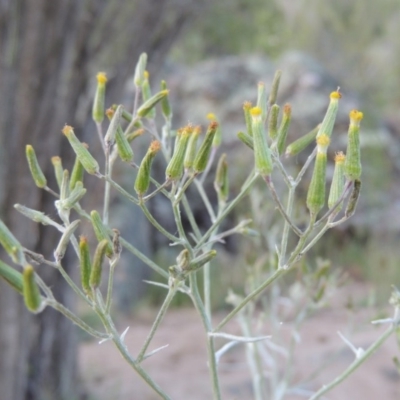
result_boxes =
[0,53,399,400]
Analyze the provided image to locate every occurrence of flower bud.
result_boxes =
[104,104,123,146]
[90,210,113,257]
[328,152,346,210]
[193,121,218,173]
[0,219,24,264]
[141,71,155,119]
[23,264,42,312]
[257,81,267,122]
[344,110,363,181]
[51,156,64,190]
[115,126,134,162]
[14,204,58,227]
[306,134,330,215]
[160,80,172,120]
[137,90,169,118]
[70,145,87,191]
[79,236,92,295]
[0,260,23,294]
[214,153,229,204]
[345,179,361,218]
[60,169,70,201]
[166,125,191,180]
[54,220,80,262]
[90,239,108,289]
[207,113,222,147]
[62,125,99,174]
[243,101,253,136]
[134,53,147,88]
[134,140,161,196]
[177,249,191,270]
[184,125,201,171]
[184,250,217,272]
[317,90,341,138]
[62,182,86,209]
[26,145,47,188]
[268,70,282,106]
[276,103,291,155]
[126,128,145,143]
[92,72,107,123]
[268,104,280,140]
[251,107,273,177]
[237,131,254,150]
[285,124,319,157]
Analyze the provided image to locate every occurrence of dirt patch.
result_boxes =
[79,283,400,399]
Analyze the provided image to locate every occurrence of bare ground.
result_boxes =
[79,283,400,400]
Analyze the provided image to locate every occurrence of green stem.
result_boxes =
[195,172,258,250]
[105,256,119,314]
[47,299,109,339]
[194,178,216,222]
[215,268,285,332]
[137,286,178,362]
[96,173,139,205]
[279,186,295,266]
[309,324,395,400]
[189,273,221,400]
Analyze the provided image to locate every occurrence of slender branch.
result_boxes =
[96,173,139,205]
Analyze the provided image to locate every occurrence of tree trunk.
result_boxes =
[0,1,208,399]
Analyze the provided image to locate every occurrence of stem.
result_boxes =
[189,273,222,400]
[140,201,182,244]
[195,172,258,250]
[137,286,178,362]
[279,186,295,266]
[295,147,316,185]
[103,145,112,225]
[105,256,119,314]
[47,299,109,339]
[194,178,216,222]
[96,122,106,153]
[264,176,302,237]
[215,268,285,332]
[309,325,395,400]
[96,173,139,205]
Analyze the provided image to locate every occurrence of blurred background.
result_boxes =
[0,0,399,399]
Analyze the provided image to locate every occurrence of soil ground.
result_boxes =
[79,283,400,400]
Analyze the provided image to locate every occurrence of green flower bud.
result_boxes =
[184,125,201,171]
[23,264,42,312]
[268,70,282,106]
[92,72,107,123]
[79,236,92,295]
[328,152,346,210]
[193,121,218,174]
[26,145,46,188]
[104,104,123,146]
[207,113,222,147]
[54,220,80,261]
[306,134,330,215]
[285,124,319,157]
[137,90,168,118]
[62,125,99,174]
[276,103,291,155]
[0,260,23,294]
[237,131,254,150]
[344,110,363,181]
[14,204,59,228]
[317,90,341,138]
[251,107,273,177]
[90,239,108,289]
[60,169,70,202]
[126,128,145,143]
[134,140,161,196]
[184,250,217,272]
[160,80,172,120]
[69,156,84,192]
[0,219,24,264]
[345,179,361,218]
[90,210,113,257]
[134,53,147,88]
[51,156,64,190]
[214,153,229,204]
[243,101,253,137]
[115,126,134,162]
[166,126,191,180]
[141,71,155,119]
[257,81,267,122]
[268,104,280,140]
[177,249,190,270]
[62,182,86,209]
